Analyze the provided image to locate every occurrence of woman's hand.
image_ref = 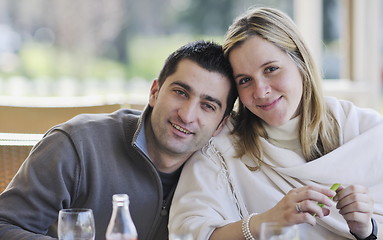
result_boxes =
[259,185,336,227]
[334,185,374,239]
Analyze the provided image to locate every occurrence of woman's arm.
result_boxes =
[210,186,336,240]
[169,148,246,240]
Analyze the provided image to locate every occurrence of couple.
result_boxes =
[0,7,381,240]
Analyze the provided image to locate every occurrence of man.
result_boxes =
[0,41,237,240]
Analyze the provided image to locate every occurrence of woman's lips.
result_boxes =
[257,96,282,110]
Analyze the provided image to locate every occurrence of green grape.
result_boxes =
[314,183,341,216]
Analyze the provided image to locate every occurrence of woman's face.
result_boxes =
[229,36,303,127]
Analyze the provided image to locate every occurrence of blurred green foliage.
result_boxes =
[0,0,290,83]
[10,35,223,82]
[126,35,223,80]
[17,42,127,81]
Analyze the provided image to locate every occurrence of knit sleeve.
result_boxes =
[0,129,80,239]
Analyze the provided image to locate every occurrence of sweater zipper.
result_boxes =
[160,200,168,216]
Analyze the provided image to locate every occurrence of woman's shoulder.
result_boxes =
[326,96,381,117]
[212,116,237,148]
[186,117,237,168]
[325,96,383,131]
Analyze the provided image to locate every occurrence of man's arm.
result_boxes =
[0,130,79,239]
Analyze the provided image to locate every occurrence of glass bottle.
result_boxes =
[106,194,138,240]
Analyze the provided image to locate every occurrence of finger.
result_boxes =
[338,201,372,216]
[322,207,331,216]
[341,211,371,224]
[297,189,335,208]
[300,200,330,218]
[285,209,315,226]
[335,185,344,193]
[334,185,368,201]
[336,193,373,210]
[294,211,317,226]
[296,186,336,198]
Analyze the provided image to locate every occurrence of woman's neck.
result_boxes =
[263,116,302,157]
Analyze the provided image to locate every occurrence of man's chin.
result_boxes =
[164,142,195,156]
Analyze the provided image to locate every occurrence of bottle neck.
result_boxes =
[113,200,129,207]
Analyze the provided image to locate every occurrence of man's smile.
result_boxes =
[170,122,193,135]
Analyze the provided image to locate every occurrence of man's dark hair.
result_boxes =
[157,40,237,117]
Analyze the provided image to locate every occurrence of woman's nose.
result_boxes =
[252,79,271,98]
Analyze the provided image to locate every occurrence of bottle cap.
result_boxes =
[112,194,129,202]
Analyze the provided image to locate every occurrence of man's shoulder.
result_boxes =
[52,108,143,137]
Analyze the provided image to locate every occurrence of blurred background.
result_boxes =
[0,0,382,110]
[1,0,381,195]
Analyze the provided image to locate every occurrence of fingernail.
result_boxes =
[333,196,338,201]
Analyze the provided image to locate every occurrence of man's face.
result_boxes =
[148,59,230,160]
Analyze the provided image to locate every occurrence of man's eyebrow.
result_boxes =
[202,94,222,109]
[171,81,222,109]
[170,81,191,92]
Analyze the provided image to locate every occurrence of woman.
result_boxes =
[169,7,383,240]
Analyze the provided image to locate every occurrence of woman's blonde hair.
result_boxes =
[223,7,339,165]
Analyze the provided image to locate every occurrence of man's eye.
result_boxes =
[174,89,186,97]
[265,66,279,73]
[202,103,215,112]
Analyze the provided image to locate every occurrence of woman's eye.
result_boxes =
[265,66,279,73]
[238,77,251,85]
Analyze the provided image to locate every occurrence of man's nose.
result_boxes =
[178,101,198,124]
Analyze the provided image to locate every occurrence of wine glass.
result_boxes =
[259,222,300,240]
[58,208,96,240]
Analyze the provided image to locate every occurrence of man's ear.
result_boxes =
[212,115,229,137]
[148,79,159,107]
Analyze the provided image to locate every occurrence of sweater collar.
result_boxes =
[133,105,151,158]
[263,116,300,141]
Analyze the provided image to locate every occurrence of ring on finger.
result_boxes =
[295,202,303,213]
